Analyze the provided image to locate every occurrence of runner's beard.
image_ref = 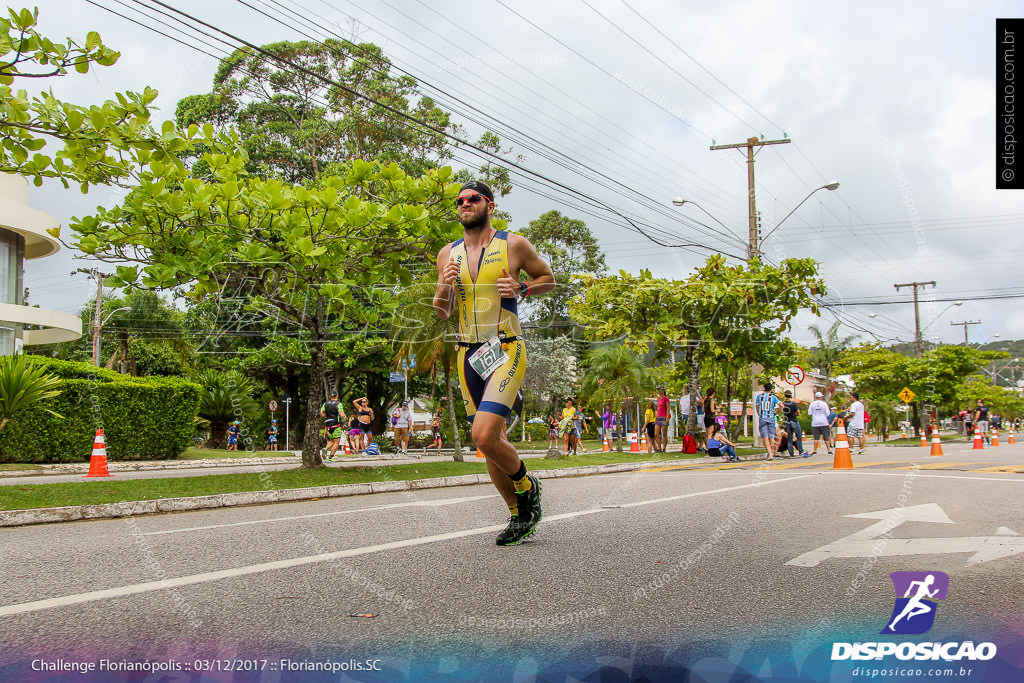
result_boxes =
[459,207,489,231]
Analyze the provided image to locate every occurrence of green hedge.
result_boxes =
[0,357,201,463]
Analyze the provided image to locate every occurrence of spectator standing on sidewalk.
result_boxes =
[808,392,832,456]
[846,393,867,455]
[782,390,811,458]
[755,383,783,461]
[392,401,411,454]
[679,391,691,433]
[703,387,719,440]
[573,403,588,452]
[643,402,656,454]
[974,399,990,445]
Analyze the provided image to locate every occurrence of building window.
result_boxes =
[0,227,25,305]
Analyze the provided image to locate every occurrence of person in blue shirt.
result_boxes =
[754,383,783,461]
[707,424,740,462]
[226,420,240,451]
[827,407,840,450]
[266,420,279,451]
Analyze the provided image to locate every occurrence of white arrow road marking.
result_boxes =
[0,474,812,617]
[787,502,1024,567]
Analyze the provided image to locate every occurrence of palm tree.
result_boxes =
[577,343,652,450]
[809,322,859,400]
[393,281,466,461]
[0,354,62,433]
[195,369,261,448]
[864,398,901,442]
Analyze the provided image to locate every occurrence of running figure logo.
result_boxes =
[881,571,949,635]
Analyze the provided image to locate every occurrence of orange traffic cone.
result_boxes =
[476,448,485,459]
[973,429,984,450]
[991,429,1000,447]
[929,424,944,456]
[1009,430,1016,445]
[629,431,639,452]
[602,435,611,452]
[639,431,648,451]
[84,428,112,478]
[920,430,928,447]
[901,427,908,439]
[344,439,352,456]
[833,419,853,469]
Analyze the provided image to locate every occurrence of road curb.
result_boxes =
[0,457,716,528]
[0,450,561,478]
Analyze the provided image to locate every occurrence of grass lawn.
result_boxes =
[0,450,713,512]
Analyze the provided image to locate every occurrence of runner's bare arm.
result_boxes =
[433,244,458,319]
[507,234,555,296]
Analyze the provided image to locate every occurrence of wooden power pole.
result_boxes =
[710,136,791,261]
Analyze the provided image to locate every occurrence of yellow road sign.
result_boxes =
[898,387,916,403]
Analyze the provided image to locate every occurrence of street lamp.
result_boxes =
[93,306,132,367]
[759,181,840,245]
[670,197,746,247]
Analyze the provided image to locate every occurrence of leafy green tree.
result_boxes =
[809,321,858,400]
[66,152,456,468]
[570,255,824,436]
[99,290,191,376]
[522,335,578,412]
[518,210,606,337]
[956,375,1024,420]
[175,39,459,182]
[836,343,1005,435]
[0,7,203,190]
[0,353,62,432]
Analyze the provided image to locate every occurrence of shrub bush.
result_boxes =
[0,356,201,463]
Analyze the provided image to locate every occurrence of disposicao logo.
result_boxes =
[882,570,948,635]
[831,571,997,662]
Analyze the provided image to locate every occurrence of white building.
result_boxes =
[0,174,82,352]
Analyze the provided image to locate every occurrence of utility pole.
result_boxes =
[893,281,936,357]
[894,280,936,436]
[73,268,109,366]
[949,320,981,346]
[710,136,791,261]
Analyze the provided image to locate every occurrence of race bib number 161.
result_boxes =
[467,337,509,380]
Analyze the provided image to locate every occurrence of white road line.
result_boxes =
[142,495,497,536]
[821,471,1024,483]
[0,474,810,618]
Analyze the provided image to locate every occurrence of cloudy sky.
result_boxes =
[17,0,1024,350]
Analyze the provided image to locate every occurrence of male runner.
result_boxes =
[432,180,555,546]
[320,389,344,461]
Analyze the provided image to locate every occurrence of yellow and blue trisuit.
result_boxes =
[450,230,526,422]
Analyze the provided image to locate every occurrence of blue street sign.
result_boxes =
[389,372,405,383]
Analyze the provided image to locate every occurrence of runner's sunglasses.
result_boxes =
[456,193,489,207]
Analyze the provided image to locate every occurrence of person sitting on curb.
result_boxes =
[707,424,740,462]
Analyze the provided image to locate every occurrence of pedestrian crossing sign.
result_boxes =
[898,387,916,403]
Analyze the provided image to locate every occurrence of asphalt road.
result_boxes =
[2,440,1023,682]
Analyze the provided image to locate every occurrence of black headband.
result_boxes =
[459,181,493,201]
